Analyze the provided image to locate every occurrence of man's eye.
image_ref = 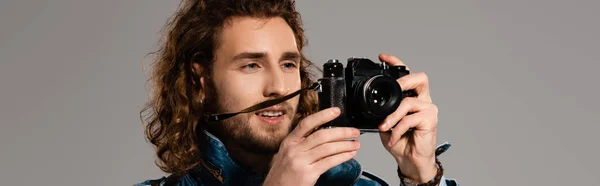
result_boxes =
[243,63,259,69]
[282,62,298,69]
[239,63,261,73]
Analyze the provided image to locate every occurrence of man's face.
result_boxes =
[200,16,301,155]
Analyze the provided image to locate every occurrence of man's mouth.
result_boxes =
[254,107,287,125]
[257,111,284,117]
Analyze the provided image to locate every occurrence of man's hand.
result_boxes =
[377,54,439,183]
[263,107,361,186]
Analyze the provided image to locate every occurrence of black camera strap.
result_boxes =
[203,82,321,123]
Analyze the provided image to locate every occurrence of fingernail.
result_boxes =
[381,121,388,130]
[331,107,340,115]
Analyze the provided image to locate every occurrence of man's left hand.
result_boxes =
[376,54,439,183]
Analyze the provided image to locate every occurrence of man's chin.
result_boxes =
[237,132,285,155]
[239,117,292,154]
[252,119,291,141]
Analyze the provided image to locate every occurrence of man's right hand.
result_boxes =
[262,107,361,186]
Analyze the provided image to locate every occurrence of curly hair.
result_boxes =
[140,0,319,175]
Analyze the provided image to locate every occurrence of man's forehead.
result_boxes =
[218,16,299,58]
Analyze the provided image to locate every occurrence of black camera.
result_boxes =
[317,57,417,132]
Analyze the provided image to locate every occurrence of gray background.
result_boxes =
[1,0,598,185]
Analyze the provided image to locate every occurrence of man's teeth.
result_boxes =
[258,111,283,117]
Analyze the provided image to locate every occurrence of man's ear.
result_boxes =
[191,62,202,82]
[192,62,207,99]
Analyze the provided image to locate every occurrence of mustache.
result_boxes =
[203,82,320,123]
[254,98,294,113]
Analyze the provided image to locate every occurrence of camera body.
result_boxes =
[317,57,417,131]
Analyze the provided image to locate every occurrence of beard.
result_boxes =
[209,98,299,155]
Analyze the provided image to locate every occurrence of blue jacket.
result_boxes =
[135,130,458,186]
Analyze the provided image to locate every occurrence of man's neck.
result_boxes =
[205,126,274,175]
[222,139,274,175]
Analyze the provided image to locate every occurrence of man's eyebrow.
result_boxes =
[231,51,301,62]
[280,51,301,62]
[232,52,267,62]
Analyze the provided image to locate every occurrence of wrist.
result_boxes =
[396,157,437,183]
[397,158,443,185]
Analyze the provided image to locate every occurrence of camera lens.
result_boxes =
[370,86,390,106]
[360,75,402,118]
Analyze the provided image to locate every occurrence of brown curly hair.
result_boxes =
[140,0,319,175]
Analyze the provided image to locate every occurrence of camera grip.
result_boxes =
[318,77,348,128]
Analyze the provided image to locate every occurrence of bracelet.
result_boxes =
[397,158,444,186]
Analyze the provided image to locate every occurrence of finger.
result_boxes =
[287,107,341,141]
[387,110,434,147]
[378,54,409,70]
[312,150,357,174]
[299,127,360,151]
[379,97,430,131]
[307,140,360,163]
[397,72,430,101]
[378,54,431,101]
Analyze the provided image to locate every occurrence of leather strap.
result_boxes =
[203,82,321,123]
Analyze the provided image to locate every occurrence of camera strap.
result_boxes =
[203,82,321,123]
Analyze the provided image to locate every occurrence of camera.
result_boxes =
[317,57,417,132]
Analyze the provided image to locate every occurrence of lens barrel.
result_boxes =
[357,75,402,121]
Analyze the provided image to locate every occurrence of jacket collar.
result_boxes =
[192,129,363,186]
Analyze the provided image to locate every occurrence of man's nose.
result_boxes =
[264,67,287,97]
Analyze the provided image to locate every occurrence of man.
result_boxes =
[136,0,458,185]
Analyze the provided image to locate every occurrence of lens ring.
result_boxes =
[360,75,402,118]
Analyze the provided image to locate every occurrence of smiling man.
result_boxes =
[136,0,458,186]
